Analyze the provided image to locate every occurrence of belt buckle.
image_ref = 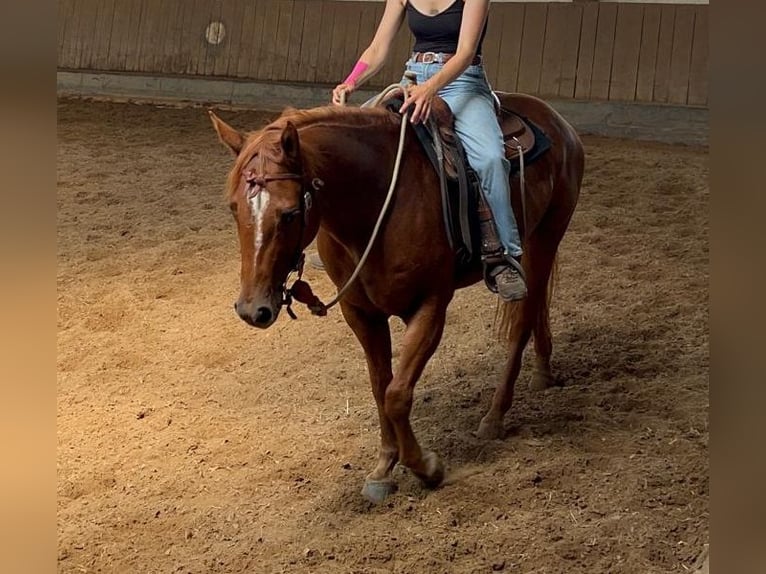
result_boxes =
[422,52,437,64]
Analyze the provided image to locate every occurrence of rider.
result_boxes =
[332,0,526,301]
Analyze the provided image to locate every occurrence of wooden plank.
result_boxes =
[234,0,257,78]
[495,3,525,93]
[609,3,644,101]
[150,0,172,72]
[182,0,201,75]
[153,0,179,74]
[355,1,379,75]
[574,1,599,99]
[177,0,199,75]
[123,0,146,72]
[58,0,78,68]
[198,2,228,76]
[589,2,617,100]
[517,3,547,95]
[201,0,224,76]
[328,3,352,84]
[68,0,85,68]
[136,0,162,73]
[668,4,696,104]
[191,0,218,76]
[244,0,267,79]
[87,0,114,70]
[388,17,413,85]
[357,1,379,56]
[377,1,398,86]
[367,1,387,87]
[74,0,99,70]
[340,3,364,83]
[159,0,185,75]
[687,5,709,106]
[272,0,295,81]
[652,5,676,103]
[284,0,308,82]
[296,0,323,82]
[105,0,128,70]
[58,0,75,63]
[314,1,336,83]
[539,3,571,98]
[635,4,661,102]
[217,0,242,76]
[482,3,504,88]
[557,3,582,99]
[256,0,282,81]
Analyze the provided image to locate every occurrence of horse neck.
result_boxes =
[301,121,402,250]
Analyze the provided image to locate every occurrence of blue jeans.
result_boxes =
[403,59,522,258]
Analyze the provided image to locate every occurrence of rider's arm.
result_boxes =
[352,0,407,86]
[333,0,406,103]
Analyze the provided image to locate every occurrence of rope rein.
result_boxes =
[320,89,410,311]
[286,80,413,316]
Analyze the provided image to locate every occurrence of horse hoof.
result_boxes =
[476,416,505,440]
[419,451,445,489]
[530,370,555,391]
[361,479,398,504]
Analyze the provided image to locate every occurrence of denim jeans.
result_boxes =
[403,59,522,258]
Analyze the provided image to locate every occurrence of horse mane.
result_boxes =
[226,106,399,200]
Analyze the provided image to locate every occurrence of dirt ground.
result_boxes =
[57,99,708,574]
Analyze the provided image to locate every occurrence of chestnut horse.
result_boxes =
[210,93,583,502]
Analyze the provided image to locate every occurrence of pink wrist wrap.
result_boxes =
[343,60,369,86]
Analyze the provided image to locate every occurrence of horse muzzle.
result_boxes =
[234,296,280,329]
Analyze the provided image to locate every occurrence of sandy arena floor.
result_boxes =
[57,99,708,574]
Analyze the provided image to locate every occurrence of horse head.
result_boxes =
[210,111,321,328]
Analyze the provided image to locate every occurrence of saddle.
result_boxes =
[432,94,539,180]
[374,89,551,270]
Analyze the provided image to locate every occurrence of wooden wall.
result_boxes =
[57,1,708,106]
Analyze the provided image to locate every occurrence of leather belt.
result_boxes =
[412,52,483,66]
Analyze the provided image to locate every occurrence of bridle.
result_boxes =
[243,168,326,319]
[240,93,411,321]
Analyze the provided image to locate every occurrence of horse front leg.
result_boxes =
[339,302,399,503]
[384,299,448,490]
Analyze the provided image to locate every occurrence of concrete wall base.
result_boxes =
[57,71,708,146]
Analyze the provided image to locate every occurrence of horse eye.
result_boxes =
[280,209,300,224]
[229,202,238,214]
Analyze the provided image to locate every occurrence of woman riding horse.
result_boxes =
[333,0,527,301]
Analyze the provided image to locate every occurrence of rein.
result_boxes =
[247,80,412,320]
[279,87,412,319]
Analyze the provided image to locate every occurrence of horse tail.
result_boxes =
[495,255,558,343]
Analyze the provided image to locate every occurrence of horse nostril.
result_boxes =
[255,306,273,325]
[233,301,238,312]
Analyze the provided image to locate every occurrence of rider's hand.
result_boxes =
[332,83,354,106]
[400,82,437,124]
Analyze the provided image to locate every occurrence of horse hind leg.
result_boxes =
[528,185,578,391]
[477,229,560,439]
[530,256,557,391]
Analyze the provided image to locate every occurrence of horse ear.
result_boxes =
[208,110,244,155]
[281,121,300,160]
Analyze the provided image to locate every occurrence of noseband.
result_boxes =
[244,168,326,318]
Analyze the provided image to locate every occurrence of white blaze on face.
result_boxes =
[249,189,270,261]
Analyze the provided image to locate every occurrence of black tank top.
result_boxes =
[406,0,487,56]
